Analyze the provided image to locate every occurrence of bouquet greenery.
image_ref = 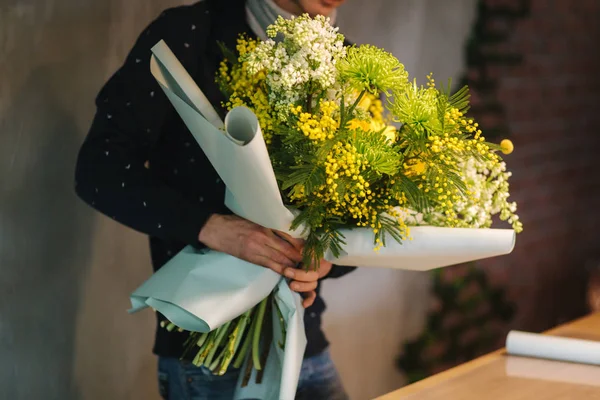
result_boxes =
[161,14,522,379]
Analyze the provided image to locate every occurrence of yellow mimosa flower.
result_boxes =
[412,161,426,175]
[348,119,371,131]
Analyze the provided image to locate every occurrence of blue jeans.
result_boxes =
[158,350,348,400]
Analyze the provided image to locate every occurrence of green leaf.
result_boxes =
[217,41,239,65]
[301,229,347,268]
[396,175,429,213]
[448,85,471,114]
[281,162,325,193]
[379,215,405,245]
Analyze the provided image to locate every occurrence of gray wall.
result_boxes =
[0,2,193,399]
[0,1,474,399]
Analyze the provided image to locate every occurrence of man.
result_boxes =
[75,0,352,398]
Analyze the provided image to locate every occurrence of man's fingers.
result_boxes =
[273,230,305,252]
[254,255,285,275]
[290,280,318,293]
[266,248,296,268]
[248,237,296,268]
[265,233,303,264]
[302,291,317,308]
[284,267,319,282]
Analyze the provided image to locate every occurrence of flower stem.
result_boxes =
[306,81,315,113]
[193,330,216,366]
[340,91,345,124]
[233,309,256,369]
[218,310,252,375]
[251,296,269,370]
[209,350,226,372]
[255,297,273,384]
[182,332,203,360]
[204,321,232,367]
[273,299,286,350]
[196,332,209,348]
[340,89,367,129]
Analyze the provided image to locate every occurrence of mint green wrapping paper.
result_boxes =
[129,246,281,332]
[233,280,306,400]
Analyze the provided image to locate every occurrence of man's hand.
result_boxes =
[199,214,333,308]
[283,259,333,308]
[199,214,303,274]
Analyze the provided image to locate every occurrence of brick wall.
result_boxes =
[469,0,600,334]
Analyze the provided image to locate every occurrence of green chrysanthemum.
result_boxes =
[338,45,409,95]
[389,80,439,134]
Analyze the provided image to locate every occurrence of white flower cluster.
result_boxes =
[245,15,346,118]
[442,157,521,231]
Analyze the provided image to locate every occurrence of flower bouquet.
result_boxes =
[130,15,521,400]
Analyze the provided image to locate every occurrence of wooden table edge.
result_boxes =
[375,313,598,400]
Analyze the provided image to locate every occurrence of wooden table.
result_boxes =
[377,313,600,400]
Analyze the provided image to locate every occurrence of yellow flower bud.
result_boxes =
[500,139,514,155]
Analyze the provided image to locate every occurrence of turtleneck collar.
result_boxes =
[245,0,337,40]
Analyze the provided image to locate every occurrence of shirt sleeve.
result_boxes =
[74,8,212,246]
[323,265,356,279]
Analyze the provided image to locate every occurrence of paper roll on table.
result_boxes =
[506,331,600,366]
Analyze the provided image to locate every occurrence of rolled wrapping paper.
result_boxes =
[151,41,303,239]
[326,226,515,270]
[506,331,600,366]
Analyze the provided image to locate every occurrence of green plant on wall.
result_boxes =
[397,264,515,383]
